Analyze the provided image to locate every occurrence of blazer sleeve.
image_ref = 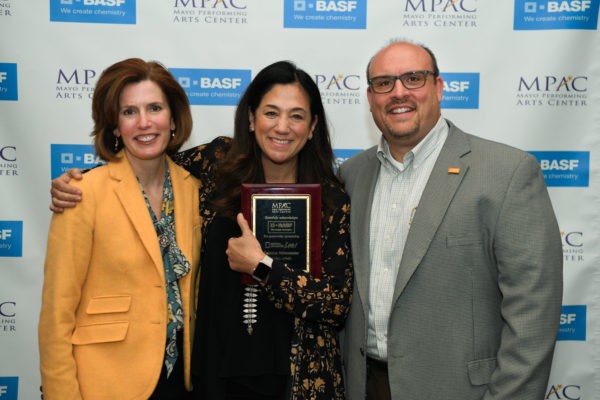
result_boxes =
[264,187,353,328]
[485,154,563,399]
[39,178,95,400]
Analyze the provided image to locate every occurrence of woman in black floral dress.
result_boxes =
[50,60,353,400]
[175,61,352,400]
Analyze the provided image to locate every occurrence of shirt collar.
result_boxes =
[377,116,448,172]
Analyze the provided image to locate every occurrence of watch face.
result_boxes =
[253,262,271,281]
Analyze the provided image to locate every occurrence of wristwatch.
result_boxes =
[252,256,272,282]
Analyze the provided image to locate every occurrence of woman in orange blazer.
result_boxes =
[39,58,201,400]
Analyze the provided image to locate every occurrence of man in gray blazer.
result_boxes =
[338,39,563,399]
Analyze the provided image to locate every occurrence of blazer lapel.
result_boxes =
[391,122,471,305]
[169,157,194,264]
[109,155,165,279]
[350,148,380,309]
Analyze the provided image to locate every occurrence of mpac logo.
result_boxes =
[50,0,136,24]
[0,301,15,318]
[401,0,478,28]
[174,0,247,8]
[56,68,98,100]
[0,146,16,162]
[0,145,18,177]
[172,0,249,25]
[519,75,587,93]
[404,0,477,12]
[333,148,362,171]
[0,377,18,400]
[529,151,589,187]
[0,63,18,101]
[557,305,586,341]
[315,73,362,106]
[516,74,588,107]
[561,230,583,263]
[440,73,479,109]
[514,0,599,30]
[0,0,12,18]
[284,0,367,30]
[0,301,16,333]
[0,221,22,258]
[169,68,251,106]
[50,144,104,179]
[546,384,581,400]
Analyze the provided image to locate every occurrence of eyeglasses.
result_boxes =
[368,70,436,93]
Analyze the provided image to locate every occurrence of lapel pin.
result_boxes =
[447,167,460,174]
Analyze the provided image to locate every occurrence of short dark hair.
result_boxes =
[366,39,440,80]
[211,60,341,217]
[91,58,192,161]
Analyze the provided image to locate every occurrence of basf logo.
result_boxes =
[514,0,599,30]
[0,63,18,101]
[557,305,586,341]
[170,68,251,106]
[529,151,589,187]
[440,73,479,109]
[172,0,248,25]
[0,301,16,333]
[56,67,98,100]
[0,221,22,258]
[0,145,18,177]
[0,377,18,400]
[50,0,136,24]
[401,0,478,29]
[50,144,104,179]
[333,148,362,171]
[314,72,362,106]
[516,74,588,107]
[284,0,367,29]
[546,383,582,400]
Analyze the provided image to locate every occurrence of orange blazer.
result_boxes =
[39,153,201,400]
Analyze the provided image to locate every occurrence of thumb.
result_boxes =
[69,168,84,180]
[236,212,253,236]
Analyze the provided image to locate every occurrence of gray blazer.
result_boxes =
[339,120,563,399]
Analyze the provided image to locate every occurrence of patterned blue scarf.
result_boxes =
[140,164,191,377]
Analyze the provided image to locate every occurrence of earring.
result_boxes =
[114,136,119,152]
[171,130,175,138]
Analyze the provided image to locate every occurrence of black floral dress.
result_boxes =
[173,137,353,400]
